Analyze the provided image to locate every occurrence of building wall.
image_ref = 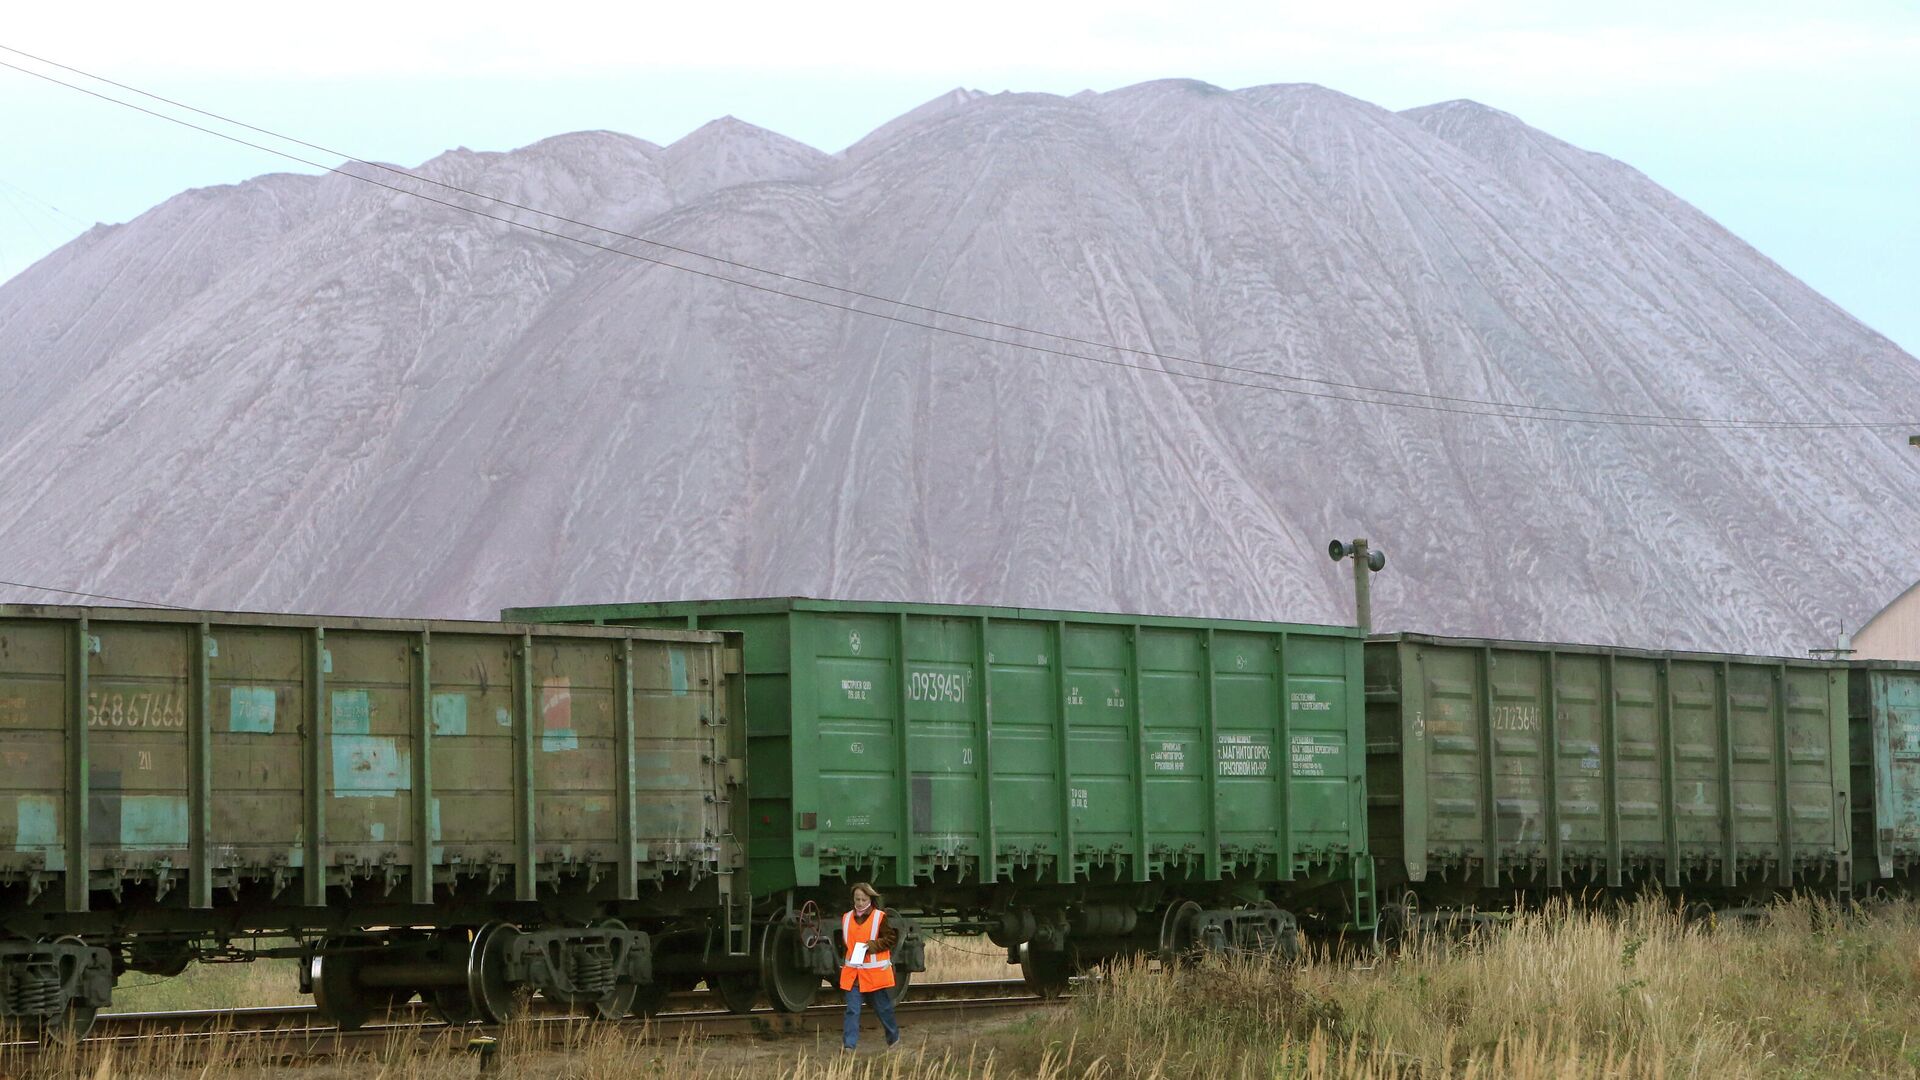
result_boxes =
[1853,582,1920,662]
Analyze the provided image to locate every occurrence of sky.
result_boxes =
[1,1,1916,355]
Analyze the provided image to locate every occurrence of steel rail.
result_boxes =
[82,977,1032,1034]
[2,978,1062,1063]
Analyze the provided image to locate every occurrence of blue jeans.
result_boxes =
[843,984,898,1049]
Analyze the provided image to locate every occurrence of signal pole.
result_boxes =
[1329,538,1386,637]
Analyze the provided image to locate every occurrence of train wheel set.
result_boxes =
[301,921,651,1030]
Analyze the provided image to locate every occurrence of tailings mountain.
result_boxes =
[2,80,1915,653]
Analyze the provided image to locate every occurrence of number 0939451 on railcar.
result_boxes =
[504,597,1378,1009]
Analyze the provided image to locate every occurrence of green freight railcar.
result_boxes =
[1365,633,1852,927]
[1849,661,1920,889]
[505,597,1375,1008]
[0,605,748,1033]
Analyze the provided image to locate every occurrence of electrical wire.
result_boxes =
[18,42,1893,432]
[0,41,1765,428]
[0,172,88,227]
[0,577,189,609]
[0,48,1912,432]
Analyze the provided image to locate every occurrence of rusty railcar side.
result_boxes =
[1367,634,1851,921]
[0,605,748,1032]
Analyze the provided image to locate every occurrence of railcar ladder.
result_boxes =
[721,871,751,956]
[1351,855,1379,931]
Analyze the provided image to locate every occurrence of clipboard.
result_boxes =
[849,942,869,964]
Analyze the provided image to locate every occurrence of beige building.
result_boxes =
[1852,581,1920,662]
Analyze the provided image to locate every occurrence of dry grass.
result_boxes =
[1053,896,1920,1079]
[15,899,1920,1079]
[9,1020,1048,1080]
[916,936,1016,983]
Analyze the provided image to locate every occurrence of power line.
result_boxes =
[0,577,188,609]
[0,185,56,249]
[17,47,1888,432]
[0,172,88,228]
[0,42,1736,428]
[0,49,1910,432]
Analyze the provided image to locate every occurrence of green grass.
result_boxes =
[105,949,303,1014]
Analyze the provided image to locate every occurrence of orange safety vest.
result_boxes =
[838,907,895,992]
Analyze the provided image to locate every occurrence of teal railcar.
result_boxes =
[1850,661,1920,888]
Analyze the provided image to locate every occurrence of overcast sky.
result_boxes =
[2,1,1915,355]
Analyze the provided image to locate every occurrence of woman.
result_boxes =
[838,881,901,1051]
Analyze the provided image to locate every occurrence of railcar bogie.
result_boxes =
[297,920,653,1029]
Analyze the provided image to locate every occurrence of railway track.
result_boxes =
[2,978,1065,1065]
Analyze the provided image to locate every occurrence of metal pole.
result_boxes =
[1328,537,1384,638]
[1351,538,1372,638]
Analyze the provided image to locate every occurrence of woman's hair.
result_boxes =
[850,881,881,905]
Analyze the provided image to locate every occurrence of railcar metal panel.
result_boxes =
[0,605,742,922]
[1850,663,1920,884]
[504,597,1372,924]
[1367,633,1850,899]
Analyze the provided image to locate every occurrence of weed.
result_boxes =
[17,898,1920,1079]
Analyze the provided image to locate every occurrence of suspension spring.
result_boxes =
[570,946,614,996]
[8,963,64,1017]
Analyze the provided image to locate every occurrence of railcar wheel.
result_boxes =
[1019,944,1072,999]
[629,981,671,1019]
[889,967,913,1005]
[430,987,476,1026]
[1158,900,1201,965]
[35,1001,100,1044]
[62,1002,99,1040]
[311,941,372,1032]
[714,973,760,1014]
[588,982,637,1020]
[467,923,524,1024]
[425,930,476,1024]
[760,919,822,1014]
[1272,917,1303,967]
